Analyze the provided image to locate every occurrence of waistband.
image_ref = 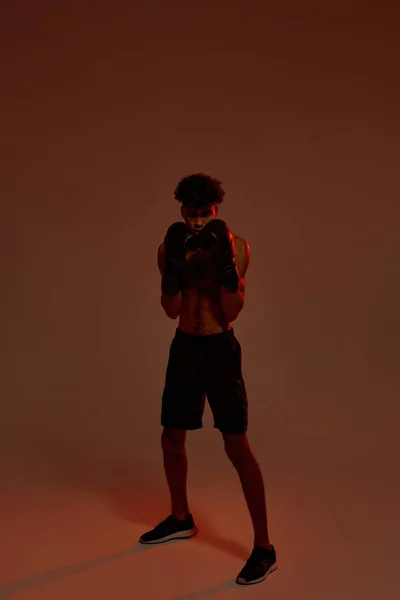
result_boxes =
[174,328,234,342]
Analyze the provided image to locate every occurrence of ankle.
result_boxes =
[255,541,273,551]
[172,512,190,521]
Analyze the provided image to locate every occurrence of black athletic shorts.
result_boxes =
[161,328,248,434]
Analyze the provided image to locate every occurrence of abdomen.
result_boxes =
[178,287,230,335]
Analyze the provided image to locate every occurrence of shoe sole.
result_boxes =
[138,526,198,544]
[235,562,278,585]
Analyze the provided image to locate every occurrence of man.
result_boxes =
[139,173,277,586]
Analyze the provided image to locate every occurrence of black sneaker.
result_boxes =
[236,545,278,585]
[138,514,198,544]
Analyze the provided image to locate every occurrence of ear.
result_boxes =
[180,205,185,218]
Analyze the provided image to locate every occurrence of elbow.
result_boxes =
[225,308,242,323]
[227,313,239,323]
[221,292,244,323]
[161,292,182,320]
[161,301,179,319]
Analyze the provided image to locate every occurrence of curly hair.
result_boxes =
[174,173,225,208]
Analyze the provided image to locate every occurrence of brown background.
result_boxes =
[1,1,399,598]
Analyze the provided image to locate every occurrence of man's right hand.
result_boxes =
[162,222,194,295]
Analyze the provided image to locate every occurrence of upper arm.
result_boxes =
[235,237,250,294]
[157,243,165,276]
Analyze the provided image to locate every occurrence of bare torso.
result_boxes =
[160,235,245,335]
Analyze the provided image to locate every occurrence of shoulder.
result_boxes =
[232,234,250,278]
[233,234,250,260]
[157,242,165,273]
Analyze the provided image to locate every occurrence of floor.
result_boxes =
[1,425,398,600]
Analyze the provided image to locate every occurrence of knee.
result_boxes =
[161,428,186,455]
[223,434,252,465]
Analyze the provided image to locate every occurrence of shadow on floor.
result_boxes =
[26,437,251,562]
[170,578,238,599]
[0,545,239,600]
[1,439,251,597]
[104,477,250,561]
[0,547,136,599]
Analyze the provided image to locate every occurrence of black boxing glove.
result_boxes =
[194,219,240,292]
[162,222,194,295]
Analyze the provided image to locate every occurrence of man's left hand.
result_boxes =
[194,219,240,292]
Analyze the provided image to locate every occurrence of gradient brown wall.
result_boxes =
[2,0,399,530]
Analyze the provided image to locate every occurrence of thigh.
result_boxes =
[205,334,248,434]
[207,379,248,434]
[162,386,206,430]
[161,336,206,430]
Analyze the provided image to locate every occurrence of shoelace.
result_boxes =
[248,549,273,566]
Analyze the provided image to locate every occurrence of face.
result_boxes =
[181,204,218,234]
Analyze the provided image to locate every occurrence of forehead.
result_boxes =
[184,205,215,215]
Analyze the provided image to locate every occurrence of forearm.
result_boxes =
[161,291,182,319]
[220,287,244,322]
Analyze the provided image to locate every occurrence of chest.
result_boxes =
[183,248,218,289]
